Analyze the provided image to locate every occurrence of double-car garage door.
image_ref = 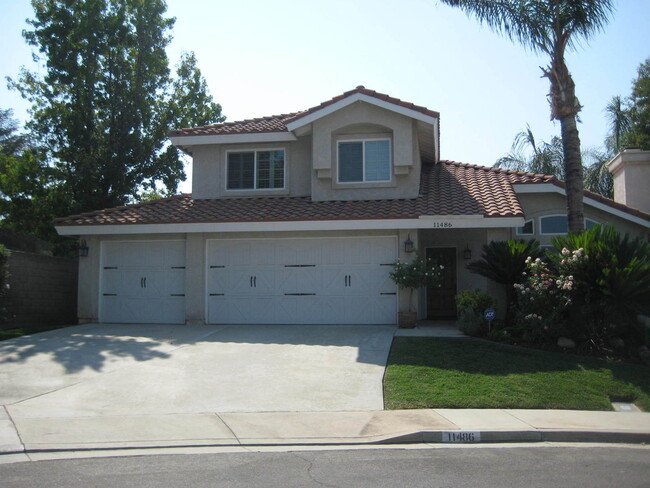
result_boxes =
[100,236,397,325]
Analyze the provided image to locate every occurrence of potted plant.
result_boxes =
[389,253,444,328]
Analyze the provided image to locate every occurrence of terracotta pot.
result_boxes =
[398,311,418,329]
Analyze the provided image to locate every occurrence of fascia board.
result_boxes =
[55,216,523,236]
[286,93,438,131]
[169,132,296,146]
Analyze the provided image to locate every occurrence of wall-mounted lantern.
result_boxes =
[463,245,472,260]
[78,239,89,258]
[404,235,414,253]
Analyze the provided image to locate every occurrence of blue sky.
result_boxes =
[1,0,648,192]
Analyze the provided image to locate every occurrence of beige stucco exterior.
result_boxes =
[608,148,650,215]
[190,100,422,202]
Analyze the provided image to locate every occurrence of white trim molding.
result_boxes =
[285,93,439,131]
[169,132,296,147]
[513,183,650,228]
[56,215,524,236]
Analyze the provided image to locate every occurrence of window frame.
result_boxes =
[225,148,286,192]
[516,219,535,236]
[539,215,602,235]
[336,137,392,184]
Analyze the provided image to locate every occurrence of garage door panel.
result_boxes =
[100,240,185,324]
[206,237,397,325]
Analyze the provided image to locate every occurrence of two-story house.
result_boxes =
[54,87,650,326]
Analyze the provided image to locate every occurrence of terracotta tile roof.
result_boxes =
[169,86,439,138]
[54,162,560,227]
[169,113,299,137]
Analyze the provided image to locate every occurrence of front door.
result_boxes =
[426,247,457,319]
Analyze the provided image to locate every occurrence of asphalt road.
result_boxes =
[2,445,650,487]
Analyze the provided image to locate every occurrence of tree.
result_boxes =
[604,95,632,154]
[0,108,71,251]
[9,0,224,215]
[623,58,650,150]
[440,0,614,233]
[495,124,564,178]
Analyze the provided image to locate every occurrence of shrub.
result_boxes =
[466,239,543,312]
[455,289,496,337]
[549,225,650,349]
[512,254,578,343]
[390,253,444,312]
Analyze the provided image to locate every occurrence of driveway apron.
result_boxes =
[0,324,395,419]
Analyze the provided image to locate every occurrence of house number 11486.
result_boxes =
[442,431,480,443]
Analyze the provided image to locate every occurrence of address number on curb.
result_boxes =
[442,431,481,443]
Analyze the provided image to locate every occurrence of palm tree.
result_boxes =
[440,0,614,233]
[604,95,632,153]
[495,125,565,178]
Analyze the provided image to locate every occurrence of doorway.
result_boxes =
[426,247,457,319]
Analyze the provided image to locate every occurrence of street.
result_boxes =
[1,445,649,487]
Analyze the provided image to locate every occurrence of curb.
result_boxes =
[1,430,648,457]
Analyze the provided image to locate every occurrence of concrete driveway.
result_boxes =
[0,323,395,420]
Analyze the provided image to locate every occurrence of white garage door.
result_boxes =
[100,241,186,324]
[207,237,397,325]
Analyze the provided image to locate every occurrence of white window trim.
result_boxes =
[225,148,286,192]
[336,138,392,184]
[516,219,535,236]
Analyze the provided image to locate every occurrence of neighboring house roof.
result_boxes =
[54,162,553,227]
[169,86,440,138]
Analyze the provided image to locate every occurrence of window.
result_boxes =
[226,150,285,190]
[540,216,600,235]
[338,139,391,183]
[540,216,568,235]
[516,219,534,235]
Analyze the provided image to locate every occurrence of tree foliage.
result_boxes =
[440,0,615,233]
[623,58,650,150]
[8,0,224,215]
[495,125,565,178]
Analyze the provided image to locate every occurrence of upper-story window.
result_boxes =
[338,139,391,183]
[226,149,285,190]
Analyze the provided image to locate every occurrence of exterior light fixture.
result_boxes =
[78,239,89,257]
[463,245,472,260]
[404,235,414,253]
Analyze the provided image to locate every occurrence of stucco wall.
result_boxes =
[311,101,420,201]
[515,193,648,246]
[191,137,312,199]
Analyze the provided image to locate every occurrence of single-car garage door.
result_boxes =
[207,236,397,325]
[100,240,186,324]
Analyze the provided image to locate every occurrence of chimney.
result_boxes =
[607,148,650,214]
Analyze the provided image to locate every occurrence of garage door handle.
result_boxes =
[143,277,147,288]
[254,276,257,287]
[380,292,397,295]
[140,277,144,288]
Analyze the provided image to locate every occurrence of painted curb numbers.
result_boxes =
[442,431,481,443]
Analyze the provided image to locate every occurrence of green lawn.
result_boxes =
[384,337,650,411]
[0,324,70,341]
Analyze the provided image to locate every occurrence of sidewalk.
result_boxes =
[2,407,649,457]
